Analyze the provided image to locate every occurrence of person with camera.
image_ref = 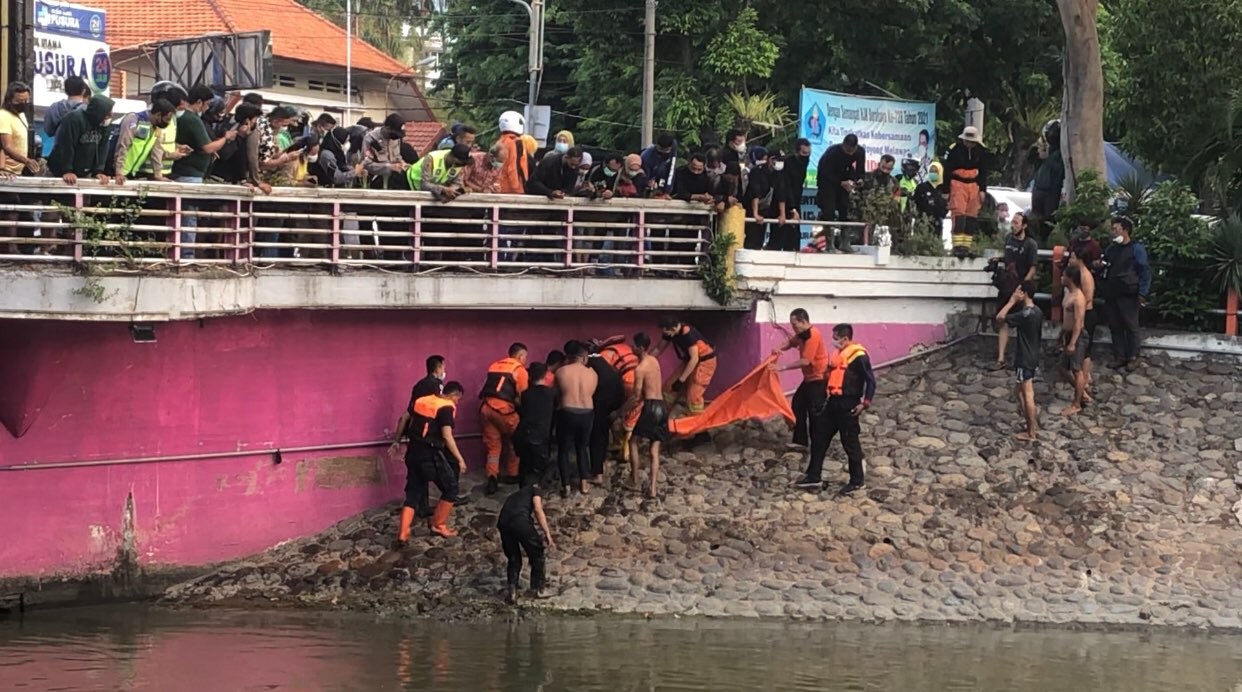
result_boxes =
[1098,216,1151,370]
[990,212,1039,370]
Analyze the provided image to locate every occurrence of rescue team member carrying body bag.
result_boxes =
[480,343,530,495]
[397,382,468,544]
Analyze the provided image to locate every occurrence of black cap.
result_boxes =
[383,113,406,131]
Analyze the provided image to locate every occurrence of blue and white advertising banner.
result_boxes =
[796,88,936,247]
[33,1,111,107]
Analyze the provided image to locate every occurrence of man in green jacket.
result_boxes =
[47,94,114,185]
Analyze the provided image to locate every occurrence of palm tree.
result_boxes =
[724,92,791,138]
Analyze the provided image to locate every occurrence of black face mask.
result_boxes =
[386,130,403,140]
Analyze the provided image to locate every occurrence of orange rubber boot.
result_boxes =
[429,500,458,538]
[397,506,415,544]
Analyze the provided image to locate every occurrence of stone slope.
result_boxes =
[164,340,1242,629]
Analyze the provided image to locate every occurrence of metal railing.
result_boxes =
[0,179,714,273]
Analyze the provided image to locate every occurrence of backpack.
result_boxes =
[100,119,127,176]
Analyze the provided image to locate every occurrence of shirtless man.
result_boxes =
[555,340,598,497]
[624,333,668,498]
[1060,265,1088,416]
[1067,246,1097,397]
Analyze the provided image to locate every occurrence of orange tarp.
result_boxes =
[669,356,795,437]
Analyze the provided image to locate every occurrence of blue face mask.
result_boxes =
[555,142,569,154]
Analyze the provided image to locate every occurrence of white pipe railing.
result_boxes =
[0,179,715,273]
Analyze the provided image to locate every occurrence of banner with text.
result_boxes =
[33,0,111,108]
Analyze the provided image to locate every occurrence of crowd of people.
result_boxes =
[387,311,882,603]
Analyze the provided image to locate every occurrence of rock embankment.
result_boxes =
[165,341,1242,629]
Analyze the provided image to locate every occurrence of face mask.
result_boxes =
[491,159,504,170]
[928,173,940,183]
[627,168,642,177]
[1113,235,1124,243]
[101,118,112,128]
[755,160,767,168]
[341,141,352,154]
[773,161,785,172]
[832,338,845,350]
[603,167,617,177]
[387,130,402,140]
[555,142,569,154]
[732,142,746,153]
[176,109,186,117]
[437,371,447,381]
[307,154,319,163]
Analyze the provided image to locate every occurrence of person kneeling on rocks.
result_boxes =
[796,324,875,496]
[397,381,468,544]
[498,482,556,603]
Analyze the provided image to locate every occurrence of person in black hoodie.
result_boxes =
[784,138,811,224]
[671,153,714,204]
[47,94,114,184]
[815,134,865,226]
[742,148,791,250]
[312,126,363,188]
[526,147,585,199]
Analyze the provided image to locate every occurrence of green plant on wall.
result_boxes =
[1208,213,1242,296]
[698,229,736,305]
[1130,181,1216,328]
[56,191,161,303]
[896,215,947,257]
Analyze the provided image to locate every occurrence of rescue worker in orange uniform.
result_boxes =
[396,381,467,543]
[651,316,717,415]
[480,342,530,495]
[771,308,830,450]
[591,335,640,459]
[796,324,875,496]
[943,126,990,256]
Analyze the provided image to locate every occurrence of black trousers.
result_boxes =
[790,379,827,447]
[1105,295,1141,361]
[589,405,620,476]
[805,397,865,485]
[515,436,549,487]
[556,409,594,486]
[766,223,801,252]
[499,520,546,590]
[817,187,851,250]
[743,221,767,250]
[405,447,459,506]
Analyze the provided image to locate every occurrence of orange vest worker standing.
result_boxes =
[480,342,530,495]
[772,308,830,449]
[397,382,467,543]
[796,324,875,497]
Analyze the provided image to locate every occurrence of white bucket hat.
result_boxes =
[959,126,983,143]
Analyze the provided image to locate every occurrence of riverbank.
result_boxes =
[163,341,1242,630]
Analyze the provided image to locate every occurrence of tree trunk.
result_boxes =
[1057,0,1106,201]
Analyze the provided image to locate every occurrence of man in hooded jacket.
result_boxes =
[47,94,114,184]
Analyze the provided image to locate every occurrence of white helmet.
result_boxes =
[499,110,525,135]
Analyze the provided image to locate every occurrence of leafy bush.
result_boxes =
[896,216,947,257]
[1054,169,1111,239]
[1208,213,1242,295]
[1130,182,1218,329]
[698,230,736,305]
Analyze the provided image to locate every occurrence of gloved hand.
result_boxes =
[670,379,685,393]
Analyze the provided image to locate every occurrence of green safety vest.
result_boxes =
[898,176,917,212]
[121,114,160,177]
[406,149,461,190]
[140,116,177,176]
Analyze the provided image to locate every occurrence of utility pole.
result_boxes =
[345,0,353,120]
[508,0,544,115]
[640,0,656,148]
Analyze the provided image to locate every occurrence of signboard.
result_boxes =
[796,88,936,247]
[33,0,110,108]
[524,104,552,148]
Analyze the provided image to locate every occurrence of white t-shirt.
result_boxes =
[0,109,30,175]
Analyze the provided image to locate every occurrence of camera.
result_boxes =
[984,257,1008,289]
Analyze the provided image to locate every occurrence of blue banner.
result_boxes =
[34,1,106,41]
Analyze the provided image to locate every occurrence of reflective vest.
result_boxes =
[600,344,639,377]
[410,394,457,446]
[140,116,176,177]
[827,343,868,396]
[406,149,461,190]
[897,176,917,212]
[120,113,159,177]
[481,357,525,404]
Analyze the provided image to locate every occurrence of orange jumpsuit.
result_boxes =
[497,132,531,195]
[662,325,717,413]
[479,356,528,478]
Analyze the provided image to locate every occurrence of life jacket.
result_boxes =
[409,394,457,447]
[669,325,715,362]
[827,343,868,396]
[139,115,177,177]
[406,148,462,190]
[599,344,639,377]
[480,357,525,404]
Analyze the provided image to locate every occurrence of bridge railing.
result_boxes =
[0,179,714,274]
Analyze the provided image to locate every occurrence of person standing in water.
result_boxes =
[624,333,668,498]
[497,482,556,603]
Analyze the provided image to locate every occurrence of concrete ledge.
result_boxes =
[736,249,994,300]
[0,269,728,321]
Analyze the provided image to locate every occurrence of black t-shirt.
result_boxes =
[1005,305,1045,371]
[410,398,455,447]
[515,384,556,445]
[663,325,713,361]
[1003,233,1039,282]
[498,485,542,527]
[408,375,443,408]
[588,356,624,412]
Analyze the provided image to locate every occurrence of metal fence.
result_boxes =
[0,179,715,273]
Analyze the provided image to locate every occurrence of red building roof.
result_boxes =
[95,0,412,77]
[404,121,448,156]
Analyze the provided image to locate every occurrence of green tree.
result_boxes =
[303,0,437,63]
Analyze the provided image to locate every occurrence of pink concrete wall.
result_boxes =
[0,310,947,579]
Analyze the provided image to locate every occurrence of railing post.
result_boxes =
[411,200,422,267]
[1226,288,1239,337]
[244,198,254,265]
[72,191,84,262]
[636,209,646,271]
[1051,245,1064,324]
[331,201,341,267]
[229,199,242,266]
[170,194,182,266]
[490,205,500,270]
[862,223,870,246]
[564,206,574,268]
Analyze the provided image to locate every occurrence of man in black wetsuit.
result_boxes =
[514,362,556,487]
[497,483,556,603]
[585,344,625,481]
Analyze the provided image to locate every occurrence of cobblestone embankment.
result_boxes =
[164,342,1242,629]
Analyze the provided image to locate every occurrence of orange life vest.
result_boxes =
[481,357,525,404]
[600,344,639,377]
[826,343,868,396]
[410,394,457,446]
